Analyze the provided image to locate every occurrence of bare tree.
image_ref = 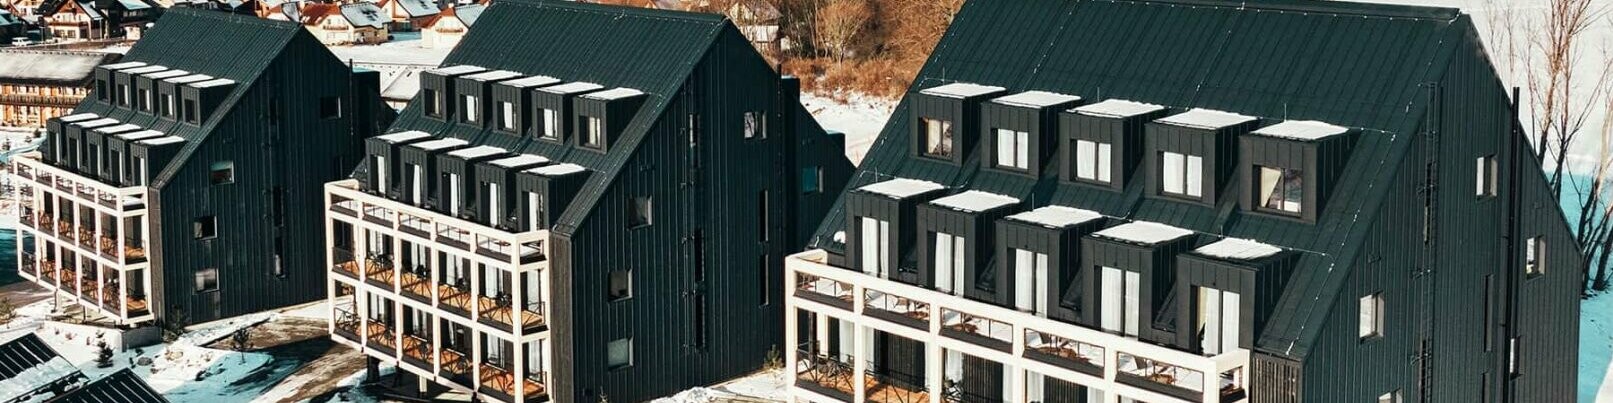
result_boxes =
[815,0,872,63]
[1574,48,1613,290]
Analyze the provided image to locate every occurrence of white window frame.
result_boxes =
[1162,151,1204,198]
[447,173,462,216]
[923,118,953,158]
[486,182,500,225]
[995,128,1030,170]
[1013,249,1049,316]
[1525,236,1544,277]
[584,116,604,148]
[1359,293,1384,339]
[1197,287,1240,355]
[859,217,890,278]
[934,232,965,295]
[499,101,516,131]
[1074,139,1112,183]
[540,108,559,139]
[374,155,387,193]
[1257,165,1303,214]
[409,164,423,205]
[462,95,478,123]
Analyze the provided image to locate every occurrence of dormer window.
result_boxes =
[160,93,174,118]
[994,128,1029,170]
[424,89,442,117]
[498,101,517,132]
[1064,100,1165,189]
[923,118,953,158]
[1257,166,1302,214]
[460,94,479,124]
[539,109,560,139]
[1073,139,1111,183]
[1161,151,1204,198]
[582,116,604,149]
[182,99,199,124]
[96,79,108,101]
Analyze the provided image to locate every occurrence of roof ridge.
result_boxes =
[1096,0,1461,21]
[503,0,728,25]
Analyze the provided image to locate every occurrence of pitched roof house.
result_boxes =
[416,3,478,49]
[300,1,389,45]
[36,0,160,41]
[14,8,391,327]
[785,0,1582,402]
[320,1,853,402]
[374,0,436,30]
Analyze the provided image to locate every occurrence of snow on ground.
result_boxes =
[1585,291,1613,402]
[326,32,451,66]
[649,368,789,403]
[800,93,894,166]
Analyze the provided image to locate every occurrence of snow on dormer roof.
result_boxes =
[993,91,1080,109]
[920,82,1006,99]
[930,190,1019,213]
[582,88,644,101]
[490,154,549,168]
[1156,108,1257,130]
[1251,120,1349,141]
[446,145,506,159]
[540,82,604,95]
[529,163,586,177]
[1094,221,1193,246]
[375,131,431,143]
[1006,205,1104,229]
[427,65,485,76]
[502,75,560,88]
[1073,99,1165,118]
[1195,238,1283,261]
[857,178,944,200]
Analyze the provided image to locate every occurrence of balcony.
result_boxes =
[477,295,546,332]
[99,287,123,313]
[1024,329,1104,376]
[15,157,147,213]
[795,351,855,402]
[440,347,472,384]
[479,363,545,401]
[399,270,432,303]
[334,309,361,342]
[865,370,929,403]
[941,309,1013,352]
[333,248,359,279]
[1117,352,1206,401]
[365,320,397,355]
[20,209,34,228]
[60,269,79,294]
[0,93,82,107]
[796,273,854,310]
[325,180,550,269]
[364,256,396,289]
[439,283,474,317]
[38,260,57,284]
[126,294,149,316]
[865,289,930,330]
[401,333,434,370]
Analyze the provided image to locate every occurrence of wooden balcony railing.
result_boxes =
[400,270,432,300]
[79,276,99,300]
[100,288,122,312]
[865,370,930,403]
[402,334,434,366]
[56,220,72,237]
[480,363,545,399]
[333,260,360,278]
[126,295,149,315]
[366,320,397,350]
[364,258,396,288]
[39,260,58,283]
[334,310,361,340]
[60,270,79,293]
[20,211,34,228]
[439,284,473,314]
[440,347,471,378]
[474,297,545,331]
[796,351,856,401]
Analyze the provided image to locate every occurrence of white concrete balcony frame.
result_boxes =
[785,249,1251,403]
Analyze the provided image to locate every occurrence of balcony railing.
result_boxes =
[14,156,147,213]
[334,309,360,341]
[796,273,854,310]
[440,347,472,381]
[366,320,397,353]
[865,289,930,329]
[400,270,432,301]
[865,370,929,403]
[796,351,856,402]
[480,363,545,400]
[38,260,58,284]
[325,180,550,269]
[99,287,123,313]
[476,295,545,332]
[126,294,149,316]
[333,249,359,278]
[1116,352,1206,401]
[941,309,1013,351]
[364,256,396,288]
[60,269,79,294]
[402,333,434,368]
[20,209,35,228]
[439,283,473,316]
[1024,328,1104,375]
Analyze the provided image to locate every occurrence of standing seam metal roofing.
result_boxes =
[807,0,1466,358]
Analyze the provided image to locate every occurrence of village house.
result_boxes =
[300,1,388,45]
[373,0,435,30]
[0,49,120,129]
[36,0,160,41]
[416,2,477,49]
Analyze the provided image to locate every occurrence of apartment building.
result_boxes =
[12,9,389,327]
[785,1,1580,403]
[321,1,852,402]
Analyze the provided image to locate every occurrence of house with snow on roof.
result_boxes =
[299,0,388,45]
[36,0,160,41]
[374,0,436,30]
[785,0,1583,402]
[318,1,854,402]
[417,2,478,49]
[0,49,120,128]
[11,8,391,329]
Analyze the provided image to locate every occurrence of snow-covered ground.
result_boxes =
[326,32,451,66]
[800,93,894,166]
[649,368,790,403]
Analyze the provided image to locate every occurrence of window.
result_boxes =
[118,83,129,106]
[922,118,953,158]
[272,237,285,278]
[1378,391,1400,403]
[209,161,234,185]
[607,270,632,301]
[1257,166,1303,214]
[182,99,198,124]
[933,232,965,295]
[801,166,823,194]
[859,217,890,277]
[138,88,150,111]
[758,191,770,242]
[160,93,173,117]
[1477,155,1498,197]
[1012,249,1049,315]
[424,89,441,117]
[1508,337,1521,376]
[498,102,516,131]
[194,268,218,293]
[1100,266,1141,336]
[759,253,771,306]
[1197,287,1241,355]
[744,111,765,139]
[539,108,560,139]
[446,173,462,216]
[995,128,1030,170]
[607,338,633,370]
[193,216,217,240]
[1359,293,1383,339]
[461,95,478,123]
[629,196,652,228]
[583,116,604,148]
[1074,139,1112,183]
[319,96,342,119]
[96,80,107,101]
[1525,236,1544,277]
[1161,151,1204,198]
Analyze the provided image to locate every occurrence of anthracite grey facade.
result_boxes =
[12,9,388,327]
[785,1,1580,403]
[321,1,852,402]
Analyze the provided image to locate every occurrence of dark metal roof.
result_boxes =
[45,369,167,403]
[383,0,734,233]
[808,0,1473,359]
[67,8,315,186]
[0,334,66,380]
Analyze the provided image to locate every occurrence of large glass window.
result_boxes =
[922,118,953,158]
[1074,139,1112,183]
[1013,249,1049,315]
[1162,151,1204,198]
[1257,166,1303,214]
[859,217,890,277]
[1197,287,1240,355]
[995,128,1030,170]
[1101,266,1140,336]
[933,232,965,295]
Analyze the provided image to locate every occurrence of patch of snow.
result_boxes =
[374,130,431,143]
[461,70,522,82]
[0,51,106,84]
[1157,108,1257,130]
[529,163,586,177]
[1194,238,1283,261]
[992,91,1080,109]
[445,145,507,159]
[1093,221,1194,246]
[1252,120,1350,141]
[539,82,604,95]
[503,75,560,88]
[0,356,80,402]
[799,93,893,165]
[330,39,453,66]
[930,190,1018,213]
[649,368,789,403]
[1006,205,1103,229]
[857,178,944,200]
[412,138,469,151]
[582,88,645,101]
[1073,99,1165,119]
[919,82,1005,99]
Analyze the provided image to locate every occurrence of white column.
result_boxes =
[512,338,526,402]
[852,325,868,403]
